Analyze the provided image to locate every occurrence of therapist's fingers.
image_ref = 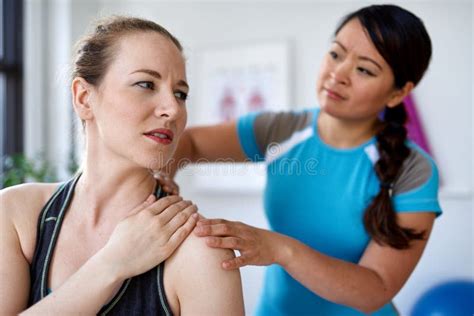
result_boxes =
[194,222,240,237]
[155,172,180,195]
[195,218,280,269]
[196,218,229,226]
[203,236,251,269]
[222,255,249,270]
[205,236,245,250]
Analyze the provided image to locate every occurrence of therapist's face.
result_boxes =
[316,18,403,122]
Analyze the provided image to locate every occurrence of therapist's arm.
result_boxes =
[277,212,435,313]
[196,212,435,314]
[166,121,248,178]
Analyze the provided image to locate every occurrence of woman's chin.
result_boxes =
[139,157,166,171]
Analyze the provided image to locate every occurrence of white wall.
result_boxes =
[25,1,473,315]
[25,0,73,179]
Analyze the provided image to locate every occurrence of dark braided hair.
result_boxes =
[336,5,432,249]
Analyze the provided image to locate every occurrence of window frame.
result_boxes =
[0,0,24,159]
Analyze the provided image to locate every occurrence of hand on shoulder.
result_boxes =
[164,218,245,316]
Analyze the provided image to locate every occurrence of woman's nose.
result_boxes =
[154,91,180,119]
[330,61,350,85]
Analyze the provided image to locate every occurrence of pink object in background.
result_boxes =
[248,89,265,112]
[219,88,237,122]
[404,94,432,155]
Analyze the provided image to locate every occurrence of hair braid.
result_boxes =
[337,4,433,249]
[363,104,425,249]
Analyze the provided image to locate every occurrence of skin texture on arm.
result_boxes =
[0,187,31,315]
[1,185,122,315]
[277,212,436,313]
[196,212,435,314]
[0,184,198,315]
[166,122,247,178]
[165,225,245,316]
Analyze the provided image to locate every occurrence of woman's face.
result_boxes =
[316,18,400,121]
[89,31,188,170]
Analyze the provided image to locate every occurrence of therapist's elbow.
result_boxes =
[355,294,393,314]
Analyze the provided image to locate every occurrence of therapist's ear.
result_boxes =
[386,82,414,108]
[71,77,94,121]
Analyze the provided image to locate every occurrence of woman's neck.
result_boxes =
[74,153,157,226]
[318,110,380,149]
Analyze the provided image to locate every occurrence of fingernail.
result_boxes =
[192,213,199,219]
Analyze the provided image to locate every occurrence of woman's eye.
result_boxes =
[357,67,375,76]
[174,91,188,101]
[135,81,154,90]
[329,51,338,60]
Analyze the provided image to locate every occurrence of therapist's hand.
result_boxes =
[154,171,180,195]
[194,218,285,269]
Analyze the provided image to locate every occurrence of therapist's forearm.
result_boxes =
[276,235,388,313]
[167,130,196,178]
[166,122,248,178]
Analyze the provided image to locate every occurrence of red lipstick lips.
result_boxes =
[144,128,174,145]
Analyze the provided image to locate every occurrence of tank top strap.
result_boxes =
[28,174,82,304]
[28,174,173,315]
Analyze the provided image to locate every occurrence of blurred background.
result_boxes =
[1,0,472,314]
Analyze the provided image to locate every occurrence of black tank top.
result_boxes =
[28,174,173,315]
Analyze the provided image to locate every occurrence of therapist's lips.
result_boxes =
[324,88,347,101]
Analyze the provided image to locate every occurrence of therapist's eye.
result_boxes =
[174,91,188,101]
[329,51,339,60]
[357,67,375,77]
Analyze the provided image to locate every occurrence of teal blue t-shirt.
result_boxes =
[237,108,442,316]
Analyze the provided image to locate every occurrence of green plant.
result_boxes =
[1,153,57,188]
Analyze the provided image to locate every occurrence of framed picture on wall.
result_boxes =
[191,41,291,193]
[194,41,290,124]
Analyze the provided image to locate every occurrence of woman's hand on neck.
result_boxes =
[76,157,158,226]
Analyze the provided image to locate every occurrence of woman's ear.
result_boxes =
[386,81,414,108]
[71,77,94,121]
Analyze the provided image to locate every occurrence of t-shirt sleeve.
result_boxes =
[236,112,265,161]
[236,110,315,162]
[392,146,442,216]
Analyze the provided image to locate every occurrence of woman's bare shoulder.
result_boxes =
[1,182,60,217]
[164,226,244,315]
[166,212,236,274]
[171,228,235,266]
[1,182,62,261]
